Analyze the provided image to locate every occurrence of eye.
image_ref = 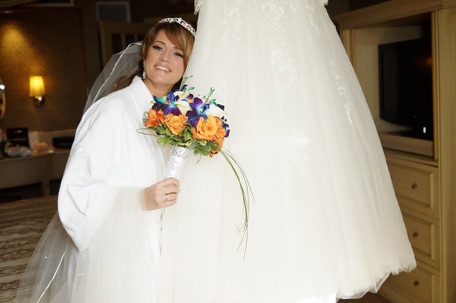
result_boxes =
[174,52,184,58]
[152,45,163,51]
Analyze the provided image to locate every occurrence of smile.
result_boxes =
[155,65,170,72]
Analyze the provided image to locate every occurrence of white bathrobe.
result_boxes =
[56,76,165,302]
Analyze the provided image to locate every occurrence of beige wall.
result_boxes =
[0,8,88,131]
[0,0,194,133]
[0,0,354,134]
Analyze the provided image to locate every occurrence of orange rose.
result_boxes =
[164,114,187,135]
[158,110,165,123]
[214,118,226,148]
[144,109,161,127]
[192,116,218,141]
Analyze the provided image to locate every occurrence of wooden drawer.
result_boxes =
[386,158,439,217]
[380,262,440,303]
[402,211,440,269]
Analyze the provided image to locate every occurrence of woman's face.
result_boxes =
[143,30,186,95]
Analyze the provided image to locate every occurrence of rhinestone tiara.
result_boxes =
[159,17,196,37]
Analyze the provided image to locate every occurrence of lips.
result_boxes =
[155,65,171,72]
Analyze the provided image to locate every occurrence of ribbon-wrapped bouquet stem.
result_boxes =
[140,77,253,247]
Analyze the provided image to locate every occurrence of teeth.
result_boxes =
[156,65,170,71]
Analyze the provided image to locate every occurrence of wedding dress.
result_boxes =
[157,0,416,302]
[16,1,415,302]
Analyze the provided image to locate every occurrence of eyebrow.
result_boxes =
[153,40,181,51]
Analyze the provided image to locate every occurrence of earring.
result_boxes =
[142,62,146,80]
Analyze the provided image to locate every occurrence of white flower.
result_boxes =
[173,90,188,100]
[175,100,191,115]
[206,104,225,117]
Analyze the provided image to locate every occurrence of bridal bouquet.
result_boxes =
[141,77,253,249]
[142,77,230,158]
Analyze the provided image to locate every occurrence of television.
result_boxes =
[378,37,433,140]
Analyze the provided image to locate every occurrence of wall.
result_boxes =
[0,8,88,132]
[0,0,363,135]
[0,0,194,134]
[129,0,194,22]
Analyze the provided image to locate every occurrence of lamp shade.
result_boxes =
[29,76,45,97]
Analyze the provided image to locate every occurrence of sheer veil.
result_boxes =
[83,42,142,112]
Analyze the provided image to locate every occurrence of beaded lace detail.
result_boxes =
[193,0,332,96]
[195,0,327,12]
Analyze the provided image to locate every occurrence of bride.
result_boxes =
[15,18,195,303]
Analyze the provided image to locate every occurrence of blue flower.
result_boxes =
[187,97,210,127]
[152,91,181,115]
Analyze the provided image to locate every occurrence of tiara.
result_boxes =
[159,17,196,37]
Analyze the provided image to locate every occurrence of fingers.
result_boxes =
[163,192,177,204]
[158,178,179,203]
[161,177,180,191]
[142,178,181,210]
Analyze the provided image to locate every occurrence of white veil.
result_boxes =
[83,42,142,112]
[83,17,197,113]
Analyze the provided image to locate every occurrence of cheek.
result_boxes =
[145,50,158,65]
[172,59,185,75]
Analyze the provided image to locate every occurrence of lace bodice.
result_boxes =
[195,0,328,13]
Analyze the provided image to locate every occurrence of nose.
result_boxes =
[160,51,170,62]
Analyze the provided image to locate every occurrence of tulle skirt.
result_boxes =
[16,0,415,302]
[158,0,416,302]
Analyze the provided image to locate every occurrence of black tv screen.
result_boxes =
[378,38,433,140]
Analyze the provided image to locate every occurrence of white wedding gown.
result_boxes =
[15,0,416,302]
[158,0,416,302]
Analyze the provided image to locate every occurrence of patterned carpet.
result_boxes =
[0,196,57,303]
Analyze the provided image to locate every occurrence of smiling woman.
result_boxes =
[143,31,186,97]
[14,18,197,303]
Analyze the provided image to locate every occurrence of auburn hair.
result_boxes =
[114,21,195,92]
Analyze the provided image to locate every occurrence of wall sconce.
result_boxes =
[29,75,46,106]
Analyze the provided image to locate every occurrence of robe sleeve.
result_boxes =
[57,98,144,250]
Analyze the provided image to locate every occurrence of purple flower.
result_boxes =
[187,97,210,127]
[152,91,181,115]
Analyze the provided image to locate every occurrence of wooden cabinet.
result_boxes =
[382,152,441,302]
[333,1,456,302]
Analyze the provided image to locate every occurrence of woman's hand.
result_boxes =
[142,177,180,210]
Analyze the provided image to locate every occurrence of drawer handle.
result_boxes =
[414,280,420,287]
[413,232,419,238]
[411,182,418,190]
